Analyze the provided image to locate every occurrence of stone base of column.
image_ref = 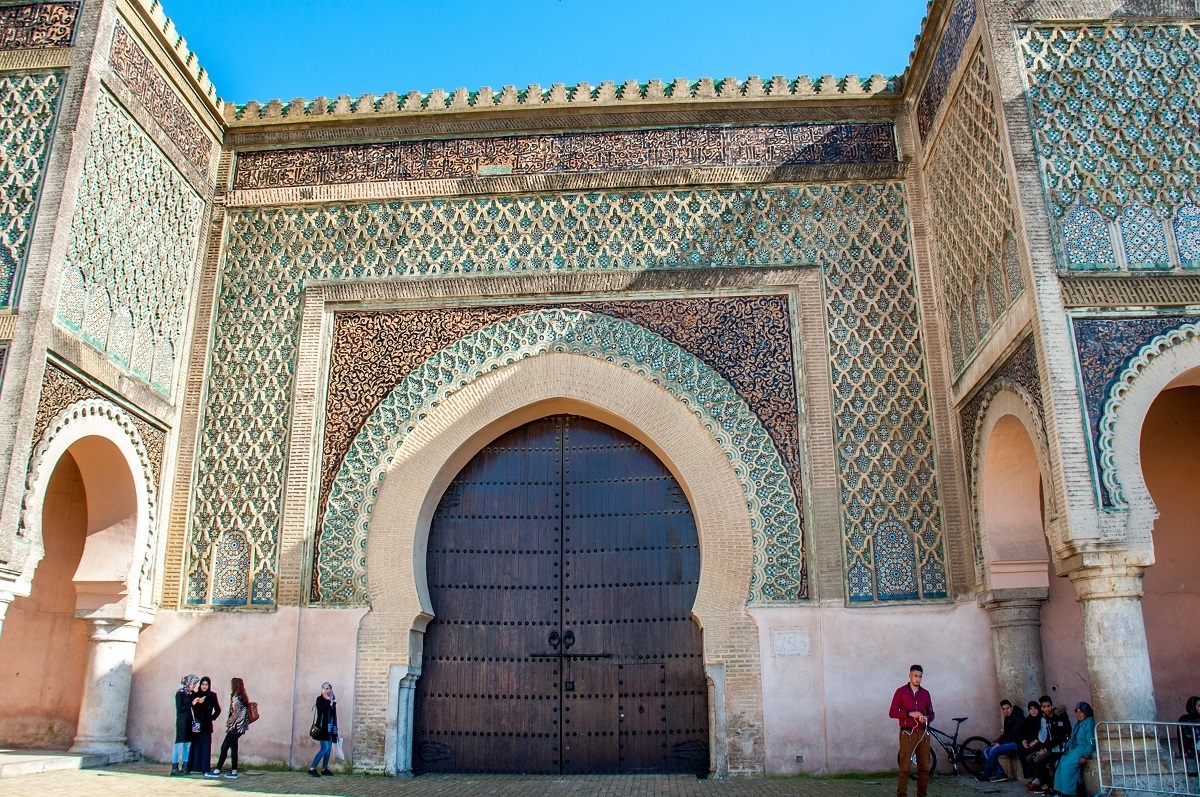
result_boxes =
[67,736,133,763]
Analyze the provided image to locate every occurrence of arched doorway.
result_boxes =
[1138,377,1200,721]
[413,414,708,774]
[0,451,91,748]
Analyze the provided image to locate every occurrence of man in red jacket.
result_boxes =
[889,664,935,797]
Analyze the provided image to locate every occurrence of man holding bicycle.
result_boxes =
[890,664,935,797]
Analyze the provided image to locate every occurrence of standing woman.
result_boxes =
[308,682,338,777]
[207,677,250,780]
[171,675,198,777]
[187,676,221,774]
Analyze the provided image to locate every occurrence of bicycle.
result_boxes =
[906,716,991,778]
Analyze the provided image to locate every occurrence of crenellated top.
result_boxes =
[223,74,900,125]
[128,0,223,115]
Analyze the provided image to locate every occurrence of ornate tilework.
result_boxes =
[1018,24,1200,270]
[1062,204,1117,270]
[109,24,214,175]
[1119,204,1171,269]
[0,345,7,396]
[316,309,802,606]
[315,297,804,604]
[916,0,977,142]
[1175,202,1200,267]
[186,181,941,608]
[924,43,1024,372]
[0,71,64,308]
[232,123,899,190]
[0,2,78,50]
[873,519,918,600]
[210,529,251,606]
[823,183,947,602]
[57,94,205,393]
[1072,314,1197,506]
[958,336,1043,482]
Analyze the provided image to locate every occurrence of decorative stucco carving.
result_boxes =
[0,2,78,50]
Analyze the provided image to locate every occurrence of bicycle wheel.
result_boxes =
[959,736,991,777]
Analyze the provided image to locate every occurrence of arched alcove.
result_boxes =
[980,413,1050,589]
[1138,375,1200,721]
[0,451,90,748]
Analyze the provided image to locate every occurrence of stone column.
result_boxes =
[1069,562,1155,721]
[981,588,1048,703]
[387,665,420,776]
[69,619,141,761]
[0,591,14,637]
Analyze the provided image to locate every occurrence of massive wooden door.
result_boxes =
[413,415,708,775]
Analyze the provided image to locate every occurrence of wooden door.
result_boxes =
[413,415,708,775]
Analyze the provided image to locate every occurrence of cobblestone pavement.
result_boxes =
[0,764,1028,797]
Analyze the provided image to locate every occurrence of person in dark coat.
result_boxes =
[186,676,221,774]
[980,699,1027,781]
[1179,696,1200,760]
[171,674,199,777]
[308,682,339,777]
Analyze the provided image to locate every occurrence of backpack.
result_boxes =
[247,701,260,724]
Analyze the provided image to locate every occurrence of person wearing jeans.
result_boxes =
[309,682,338,777]
[206,677,251,780]
[170,675,198,777]
[980,699,1028,782]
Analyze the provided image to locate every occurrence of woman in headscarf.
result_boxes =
[186,676,221,774]
[171,675,199,777]
[1052,702,1096,796]
[1179,696,1200,759]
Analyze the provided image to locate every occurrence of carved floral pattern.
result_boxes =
[109,24,214,175]
[916,0,977,142]
[233,123,898,190]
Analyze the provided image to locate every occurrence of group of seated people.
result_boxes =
[977,696,1095,797]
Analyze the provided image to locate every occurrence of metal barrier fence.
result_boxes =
[1096,721,1200,796]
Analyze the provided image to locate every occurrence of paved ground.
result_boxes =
[0,763,1027,797]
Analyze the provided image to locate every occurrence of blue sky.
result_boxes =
[159,0,932,105]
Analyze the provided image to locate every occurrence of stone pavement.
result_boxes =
[0,763,1028,797]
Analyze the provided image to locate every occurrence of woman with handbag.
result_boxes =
[186,676,221,773]
[308,682,338,777]
[171,674,198,777]
[207,677,252,780]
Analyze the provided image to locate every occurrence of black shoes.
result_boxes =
[308,768,320,777]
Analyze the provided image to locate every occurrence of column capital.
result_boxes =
[1067,561,1147,602]
[979,588,1049,629]
[81,617,143,644]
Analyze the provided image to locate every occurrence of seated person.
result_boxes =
[1179,696,1200,761]
[1052,702,1095,797]
[1028,697,1072,794]
[1020,699,1049,784]
[980,699,1027,782]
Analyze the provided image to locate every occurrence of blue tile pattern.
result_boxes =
[185,182,946,607]
[916,0,977,142]
[1072,313,1197,506]
[1019,23,1200,270]
[0,71,63,307]
[1174,201,1200,266]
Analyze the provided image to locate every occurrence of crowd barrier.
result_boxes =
[1096,721,1200,797]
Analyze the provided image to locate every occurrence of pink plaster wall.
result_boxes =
[1139,386,1200,722]
[1040,538,1090,706]
[751,601,1000,775]
[0,453,90,749]
[127,607,366,768]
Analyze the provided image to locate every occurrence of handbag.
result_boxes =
[190,705,201,734]
[309,707,321,740]
[247,701,260,724]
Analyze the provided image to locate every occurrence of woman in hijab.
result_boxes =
[1052,702,1096,796]
[1179,696,1200,759]
[186,676,221,774]
[171,675,199,777]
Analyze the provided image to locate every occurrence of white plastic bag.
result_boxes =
[334,738,345,760]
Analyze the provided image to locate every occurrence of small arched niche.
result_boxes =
[980,411,1050,590]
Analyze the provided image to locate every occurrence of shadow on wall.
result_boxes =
[1139,384,1200,722]
[127,607,367,770]
[0,453,90,749]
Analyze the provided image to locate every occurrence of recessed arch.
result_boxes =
[350,352,764,777]
[970,380,1054,587]
[19,397,158,611]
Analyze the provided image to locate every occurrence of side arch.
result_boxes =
[17,397,158,615]
[317,308,804,606]
[970,379,1056,586]
[1097,321,1200,540]
[351,352,765,776]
